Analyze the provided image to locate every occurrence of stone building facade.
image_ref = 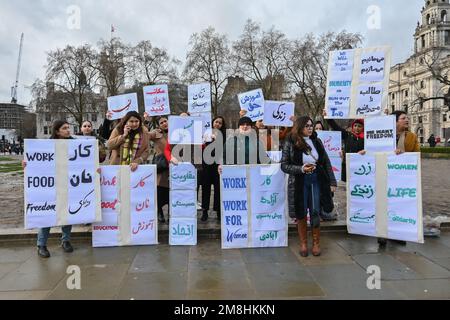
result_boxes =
[389,0,450,144]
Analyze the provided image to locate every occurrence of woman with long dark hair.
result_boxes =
[22,120,75,258]
[107,111,149,171]
[281,116,337,257]
[201,116,227,221]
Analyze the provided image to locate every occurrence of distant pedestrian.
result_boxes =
[428,134,436,148]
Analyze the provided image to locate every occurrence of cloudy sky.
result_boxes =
[0,0,424,106]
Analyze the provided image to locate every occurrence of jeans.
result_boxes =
[37,226,72,247]
[301,172,321,228]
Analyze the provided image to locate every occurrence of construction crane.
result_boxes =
[11,33,24,104]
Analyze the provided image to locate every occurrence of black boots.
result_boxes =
[37,246,50,258]
[62,241,74,253]
[201,210,208,222]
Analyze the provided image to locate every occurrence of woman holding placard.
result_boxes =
[107,111,149,171]
[281,116,337,257]
[22,120,75,258]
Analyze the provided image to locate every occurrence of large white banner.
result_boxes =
[238,89,265,122]
[169,163,198,246]
[168,116,203,145]
[325,46,392,119]
[364,115,396,153]
[24,139,101,229]
[107,93,139,120]
[188,82,212,113]
[92,165,158,247]
[143,84,170,116]
[263,101,294,127]
[191,112,213,143]
[316,131,342,181]
[221,164,288,249]
[347,153,423,243]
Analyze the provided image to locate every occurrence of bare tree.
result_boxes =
[284,31,363,120]
[183,27,230,116]
[415,49,450,108]
[132,40,180,85]
[232,19,289,99]
[45,44,101,128]
[93,37,133,97]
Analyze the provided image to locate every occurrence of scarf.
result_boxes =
[121,133,141,165]
[397,131,406,153]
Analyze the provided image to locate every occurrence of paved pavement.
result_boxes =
[0,231,449,300]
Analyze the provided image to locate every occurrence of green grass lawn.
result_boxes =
[0,162,23,173]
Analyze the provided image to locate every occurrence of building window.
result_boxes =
[445,31,450,45]
[421,35,426,48]
[420,80,426,89]
[391,93,395,100]
[405,90,409,97]
[91,113,97,122]
[442,10,448,22]
[45,113,51,122]
[444,113,448,122]
[44,126,48,135]
[391,105,395,113]
[74,126,78,134]
[419,116,423,124]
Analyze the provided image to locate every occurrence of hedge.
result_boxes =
[420,147,450,154]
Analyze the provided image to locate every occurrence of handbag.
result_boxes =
[152,153,168,174]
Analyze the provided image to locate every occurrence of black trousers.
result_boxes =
[201,164,221,213]
[157,186,169,215]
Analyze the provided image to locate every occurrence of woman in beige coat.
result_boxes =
[107,111,149,171]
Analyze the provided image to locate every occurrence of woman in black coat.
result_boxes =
[281,116,337,257]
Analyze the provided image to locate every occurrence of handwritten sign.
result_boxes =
[347,154,377,237]
[386,153,422,242]
[168,116,203,145]
[360,51,385,82]
[221,165,288,249]
[325,46,391,119]
[364,115,396,153]
[143,84,170,116]
[188,82,211,113]
[238,89,265,122]
[24,139,101,229]
[191,112,213,143]
[356,84,383,116]
[316,131,342,182]
[107,93,138,120]
[92,165,158,247]
[263,101,294,127]
[347,153,423,243]
[169,162,198,246]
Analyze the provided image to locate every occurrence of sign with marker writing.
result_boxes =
[238,89,265,122]
[364,115,396,153]
[24,139,101,229]
[92,165,158,247]
[188,82,211,113]
[316,131,342,181]
[347,153,423,243]
[168,116,203,145]
[325,46,391,119]
[169,163,198,246]
[143,84,170,116]
[263,101,294,127]
[191,112,213,143]
[107,93,138,120]
[220,164,288,249]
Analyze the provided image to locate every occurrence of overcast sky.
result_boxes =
[0,0,424,106]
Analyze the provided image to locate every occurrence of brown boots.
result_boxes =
[297,218,321,257]
[312,228,321,256]
[297,218,308,257]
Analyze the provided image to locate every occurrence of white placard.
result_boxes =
[356,84,383,116]
[24,139,101,230]
[360,51,386,82]
[188,82,211,113]
[168,116,203,145]
[329,49,355,80]
[170,163,197,190]
[316,131,342,158]
[143,84,170,116]
[263,101,294,127]
[169,218,197,246]
[364,115,396,153]
[107,93,139,120]
[238,89,265,121]
[191,112,213,143]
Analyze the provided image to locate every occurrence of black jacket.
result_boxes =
[281,134,337,218]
